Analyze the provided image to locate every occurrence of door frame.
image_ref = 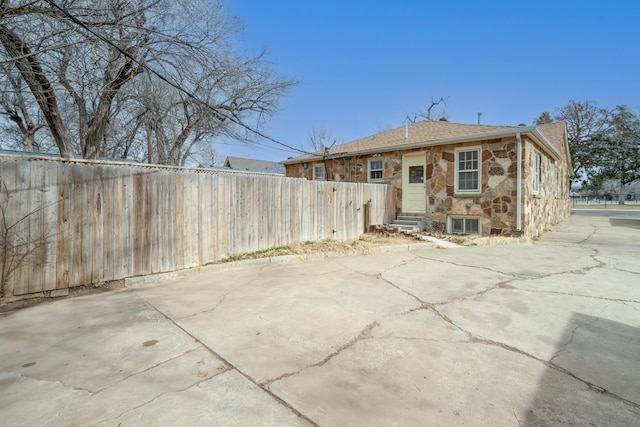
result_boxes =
[401,151,426,213]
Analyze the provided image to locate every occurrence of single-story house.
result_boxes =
[283,119,573,238]
[224,156,285,174]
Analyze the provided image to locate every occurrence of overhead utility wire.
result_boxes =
[42,0,309,155]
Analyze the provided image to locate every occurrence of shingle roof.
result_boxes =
[224,156,284,174]
[536,121,567,153]
[284,120,568,163]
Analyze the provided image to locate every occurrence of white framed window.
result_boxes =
[313,165,325,181]
[448,216,480,235]
[368,159,384,181]
[533,152,541,195]
[455,148,480,194]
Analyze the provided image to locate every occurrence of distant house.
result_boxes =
[223,156,285,175]
[284,120,573,238]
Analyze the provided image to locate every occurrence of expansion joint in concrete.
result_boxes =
[141,298,319,427]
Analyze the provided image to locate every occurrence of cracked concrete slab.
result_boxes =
[408,242,598,278]
[509,268,640,303]
[1,212,638,426]
[48,346,230,426]
[96,370,311,427]
[382,257,514,304]
[551,313,640,404]
[438,287,640,362]
[169,269,420,384]
[0,291,201,392]
[269,333,638,426]
[0,371,91,427]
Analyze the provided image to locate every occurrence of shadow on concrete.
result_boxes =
[610,218,640,229]
[525,312,640,425]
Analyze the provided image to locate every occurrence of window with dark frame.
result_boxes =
[369,159,384,181]
[313,165,325,181]
[408,165,424,183]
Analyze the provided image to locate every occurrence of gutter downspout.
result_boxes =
[516,132,522,231]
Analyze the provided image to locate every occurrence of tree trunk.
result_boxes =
[0,25,74,158]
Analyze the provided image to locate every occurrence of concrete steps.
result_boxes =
[388,215,426,232]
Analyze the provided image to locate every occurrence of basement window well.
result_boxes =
[448,216,480,235]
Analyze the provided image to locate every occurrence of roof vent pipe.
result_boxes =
[405,123,408,140]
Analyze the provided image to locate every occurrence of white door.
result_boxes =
[402,152,426,213]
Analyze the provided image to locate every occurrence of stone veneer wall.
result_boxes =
[285,136,571,238]
[521,138,571,238]
[424,137,519,236]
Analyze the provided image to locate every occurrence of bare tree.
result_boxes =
[0,0,296,164]
[405,96,449,123]
[0,5,74,157]
[0,62,47,151]
[306,126,336,152]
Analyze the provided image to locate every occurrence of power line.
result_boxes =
[41,0,309,155]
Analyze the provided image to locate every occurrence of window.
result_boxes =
[313,165,325,181]
[533,152,541,195]
[368,159,384,181]
[449,216,480,235]
[408,166,424,183]
[456,148,480,193]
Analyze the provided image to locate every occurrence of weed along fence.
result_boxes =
[0,155,395,301]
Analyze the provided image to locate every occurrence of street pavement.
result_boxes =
[1,213,639,426]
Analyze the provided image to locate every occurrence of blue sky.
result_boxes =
[221,0,640,162]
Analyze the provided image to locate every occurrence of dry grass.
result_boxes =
[219,234,420,262]
[439,234,531,246]
[219,231,526,263]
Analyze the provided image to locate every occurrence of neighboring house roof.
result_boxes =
[223,156,285,174]
[283,120,570,167]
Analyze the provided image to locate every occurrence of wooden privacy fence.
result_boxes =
[0,155,395,299]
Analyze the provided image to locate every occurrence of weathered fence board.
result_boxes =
[0,155,395,299]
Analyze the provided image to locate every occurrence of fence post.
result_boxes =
[364,201,371,233]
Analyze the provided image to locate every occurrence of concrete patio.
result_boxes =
[1,212,639,426]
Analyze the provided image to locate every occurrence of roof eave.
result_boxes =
[527,128,562,160]
[284,127,562,163]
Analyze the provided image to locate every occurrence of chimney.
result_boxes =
[404,123,408,140]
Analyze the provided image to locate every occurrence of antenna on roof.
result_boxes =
[477,112,482,124]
